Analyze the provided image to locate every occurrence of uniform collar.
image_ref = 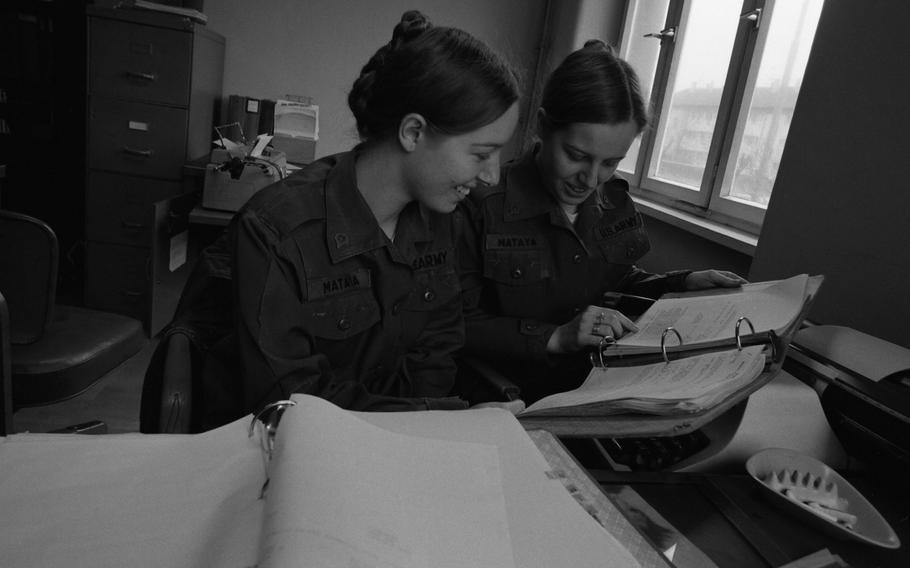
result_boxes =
[324,151,433,264]
[502,147,630,223]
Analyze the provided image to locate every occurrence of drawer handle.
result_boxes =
[121,290,144,300]
[122,146,153,158]
[121,220,146,230]
[125,71,158,82]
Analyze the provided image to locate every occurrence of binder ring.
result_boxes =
[735,317,756,351]
[592,334,617,368]
[249,400,297,460]
[660,327,683,363]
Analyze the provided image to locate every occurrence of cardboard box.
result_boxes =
[202,147,286,212]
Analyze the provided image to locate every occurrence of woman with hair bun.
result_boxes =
[457,41,745,404]
[149,11,521,431]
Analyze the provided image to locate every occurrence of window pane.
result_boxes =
[648,0,741,191]
[720,0,825,207]
[618,0,670,175]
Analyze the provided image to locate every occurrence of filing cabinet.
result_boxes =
[84,7,223,334]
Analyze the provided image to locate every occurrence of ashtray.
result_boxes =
[745,448,900,549]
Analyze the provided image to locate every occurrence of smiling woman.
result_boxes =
[456,41,745,405]
[142,10,521,432]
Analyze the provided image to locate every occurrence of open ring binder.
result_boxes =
[587,275,821,370]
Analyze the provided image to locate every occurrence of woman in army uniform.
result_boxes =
[148,11,521,431]
[457,41,744,404]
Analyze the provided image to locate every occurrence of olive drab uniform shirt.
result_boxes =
[458,150,690,403]
[175,151,468,430]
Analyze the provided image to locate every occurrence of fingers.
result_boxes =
[586,306,637,343]
[471,399,526,415]
[718,271,748,286]
[690,269,748,289]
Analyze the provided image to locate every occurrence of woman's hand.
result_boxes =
[685,270,747,290]
[546,305,638,355]
[471,399,527,415]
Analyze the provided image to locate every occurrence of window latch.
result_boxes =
[740,8,763,29]
[643,26,676,42]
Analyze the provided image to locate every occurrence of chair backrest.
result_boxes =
[0,210,58,344]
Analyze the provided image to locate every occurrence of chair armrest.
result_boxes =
[459,356,522,402]
[158,331,194,433]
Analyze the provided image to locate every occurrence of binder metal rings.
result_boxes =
[249,400,297,499]
[590,334,618,368]
[660,327,684,363]
[249,400,297,462]
[735,316,755,351]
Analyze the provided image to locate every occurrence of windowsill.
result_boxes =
[631,196,758,257]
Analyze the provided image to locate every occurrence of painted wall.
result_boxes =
[637,216,752,276]
[203,0,547,160]
[749,0,910,348]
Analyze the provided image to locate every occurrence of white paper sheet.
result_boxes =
[352,400,642,568]
[620,274,809,347]
[0,419,264,568]
[259,396,514,568]
[524,346,767,415]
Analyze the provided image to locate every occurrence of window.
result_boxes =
[618,0,824,234]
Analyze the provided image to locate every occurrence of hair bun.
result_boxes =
[583,39,615,55]
[392,10,432,48]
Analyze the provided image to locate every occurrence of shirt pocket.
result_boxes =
[301,290,381,340]
[403,265,460,311]
[595,227,651,265]
[483,249,551,286]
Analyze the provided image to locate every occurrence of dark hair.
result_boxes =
[540,40,648,132]
[348,10,520,142]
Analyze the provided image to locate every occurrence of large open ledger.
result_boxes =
[0,395,655,568]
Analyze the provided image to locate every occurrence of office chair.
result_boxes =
[139,325,197,433]
[0,210,146,434]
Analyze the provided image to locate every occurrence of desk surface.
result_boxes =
[594,469,909,568]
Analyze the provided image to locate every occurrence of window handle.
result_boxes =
[740,8,763,29]
[643,26,676,42]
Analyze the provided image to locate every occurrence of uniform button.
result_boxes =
[423,289,436,302]
[572,253,583,264]
[626,245,636,258]
[392,302,401,315]
[511,267,523,279]
[337,318,351,331]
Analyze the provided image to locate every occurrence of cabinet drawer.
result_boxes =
[88,98,189,179]
[89,16,192,106]
[86,172,181,246]
[84,241,149,321]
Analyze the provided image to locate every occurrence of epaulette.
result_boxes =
[599,176,632,209]
[244,156,338,235]
[466,182,504,207]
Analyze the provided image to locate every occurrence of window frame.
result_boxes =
[617,0,796,235]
